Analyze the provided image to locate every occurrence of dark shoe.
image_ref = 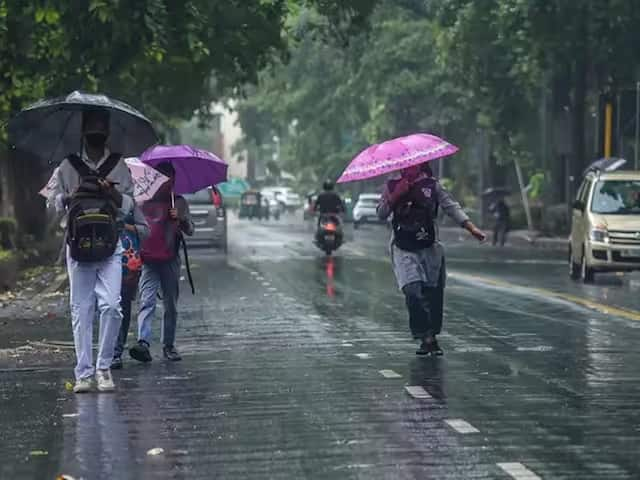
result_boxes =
[416,337,440,356]
[130,340,152,363]
[416,340,433,356]
[163,345,182,362]
[431,340,444,356]
[110,356,123,370]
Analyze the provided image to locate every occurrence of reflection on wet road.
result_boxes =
[1,215,640,478]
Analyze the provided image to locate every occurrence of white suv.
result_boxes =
[261,187,302,212]
[353,193,382,228]
[569,170,640,282]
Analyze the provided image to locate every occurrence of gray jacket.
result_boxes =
[52,148,134,218]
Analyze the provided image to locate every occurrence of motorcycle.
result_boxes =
[315,214,343,255]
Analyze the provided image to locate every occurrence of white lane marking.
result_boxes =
[497,463,541,480]
[355,353,371,359]
[268,287,278,292]
[404,386,431,399]
[250,271,259,276]
[341,343,354,347]
[445,419,480,434]
[262,282,271,286]
[379,369,402,379]
[454,346,494,353]
[517,346,554,352]
[62,413,79,418]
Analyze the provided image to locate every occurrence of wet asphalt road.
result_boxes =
[1,215,640,479]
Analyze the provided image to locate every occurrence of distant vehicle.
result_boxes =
[261,187,302,212]
[569,170,640,283]
[183,186,227,252]
[315,214,343,256]
[260,190,282,220]
[239,190,262,220]
[353,193,382,228]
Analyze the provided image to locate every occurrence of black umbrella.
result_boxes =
[481,186,511,197]
[7,91,158,164]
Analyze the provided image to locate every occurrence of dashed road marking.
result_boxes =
[379,369,402,379]
[454,346,494,353]
[341,343,354,347]
[262,282,271,287]
[62,413,79,418]
[517,346,554,352]
[497,462,541,480]
[355,353,371,359]
[404,386,431,399]
[445,419,480,434]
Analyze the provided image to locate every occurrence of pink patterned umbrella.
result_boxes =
[337,133,459,183]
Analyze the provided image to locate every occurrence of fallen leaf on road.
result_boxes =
[147,448,164,456]
[64,381,74,391]
[29,450,48,456]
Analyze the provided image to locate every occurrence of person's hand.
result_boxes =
[98,179,123,207]
[168,208,179,221]
[466,223,486,243]
[390,178,411,204]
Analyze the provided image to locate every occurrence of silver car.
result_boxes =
[183,187,228,252]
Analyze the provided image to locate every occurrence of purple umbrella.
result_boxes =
[140,144,228,195]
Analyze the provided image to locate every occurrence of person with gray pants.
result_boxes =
[130,162,194,363]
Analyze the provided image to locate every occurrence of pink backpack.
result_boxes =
[140,200,179,263]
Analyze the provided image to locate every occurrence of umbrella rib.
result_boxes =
[49,110,76,164]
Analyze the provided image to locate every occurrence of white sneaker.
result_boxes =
[96,369,116,392]
[73,377,93,394]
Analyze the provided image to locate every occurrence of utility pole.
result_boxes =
[633,82,640,170]
[604,99,613,158]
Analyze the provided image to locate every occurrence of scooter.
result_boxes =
[315,214,343,255]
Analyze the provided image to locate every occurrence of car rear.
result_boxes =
[183,187,227,251]
[353,194,381,225]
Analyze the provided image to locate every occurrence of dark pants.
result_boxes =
[493,220,509,246]
[113,281,138,358]
[401,268,445,340]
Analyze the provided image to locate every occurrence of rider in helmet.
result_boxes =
[314,180,346,219]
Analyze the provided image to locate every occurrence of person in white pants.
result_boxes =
[52,109,135,393]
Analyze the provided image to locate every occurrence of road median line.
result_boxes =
[449,271,640,322]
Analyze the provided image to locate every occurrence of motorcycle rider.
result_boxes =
[313,180,346,246]
[314,180,346,220]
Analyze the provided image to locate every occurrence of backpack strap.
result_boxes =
[67,154,94,178]
[97,153,122,178]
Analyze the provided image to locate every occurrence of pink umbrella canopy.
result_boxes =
[337,133,459,183]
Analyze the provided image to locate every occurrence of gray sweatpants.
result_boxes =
[136,257,180,348]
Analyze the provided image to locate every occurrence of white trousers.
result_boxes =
[66,248,123,380]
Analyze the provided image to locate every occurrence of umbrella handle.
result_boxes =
[171,191,175,209]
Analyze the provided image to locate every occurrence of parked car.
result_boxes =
[261,187,302,212]
[352,193,382,228]
[569,170,640,283]
[183,186,227,252]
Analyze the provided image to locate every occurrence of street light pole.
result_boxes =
[633,82,640,170]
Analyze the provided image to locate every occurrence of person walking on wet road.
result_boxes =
[130,162,194,363]
[110,206,150,370]
[489,197,510,247]
[52,109,135,393]
[377,163,485,355]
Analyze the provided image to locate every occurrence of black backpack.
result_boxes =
[66,153,122,262]
[391,176,439,252]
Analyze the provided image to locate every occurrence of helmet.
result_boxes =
[323,180,334,191]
